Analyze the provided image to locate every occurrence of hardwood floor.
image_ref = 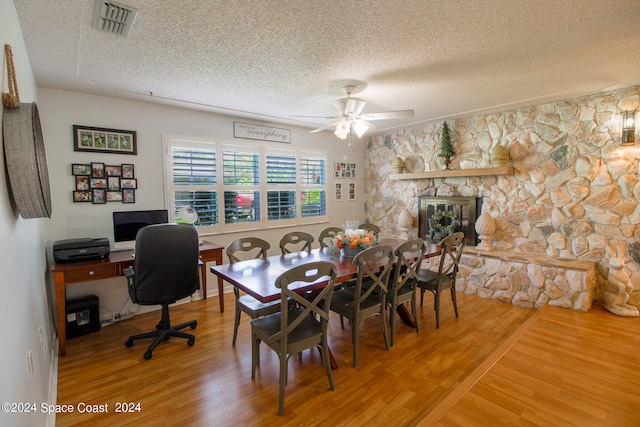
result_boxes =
[56,292,640,426]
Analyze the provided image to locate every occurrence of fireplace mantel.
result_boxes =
[390,166,513,180]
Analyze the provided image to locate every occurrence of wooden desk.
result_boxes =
[52,241,224,356]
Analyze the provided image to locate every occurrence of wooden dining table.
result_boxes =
[210,237,441,368]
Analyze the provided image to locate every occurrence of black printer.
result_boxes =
[53,238,110,263]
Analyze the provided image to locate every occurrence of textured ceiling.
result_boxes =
[11,0,640,136]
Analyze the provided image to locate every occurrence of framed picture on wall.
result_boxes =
[71,163,91,175]
[348,182,356,200]
[91,162,105,178]
[107,176,120,190]
[334,182,342,201]
[75,176,89,191]
[90,178,107,189]
[105,165,122,176]
[122,189,135,203]
[120,178,137,189]
[73,125,137,155]
[92,189,106,204]
[73,191,92,202]
[106,191,123,202]
[122,164,134,178]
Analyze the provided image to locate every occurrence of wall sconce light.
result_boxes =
[621,109,636,145]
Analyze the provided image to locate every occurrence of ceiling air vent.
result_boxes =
[92,0,138,37]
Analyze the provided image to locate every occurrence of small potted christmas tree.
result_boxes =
[439,121,455,169]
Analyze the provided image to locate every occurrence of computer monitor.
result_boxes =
[112,209,169,251]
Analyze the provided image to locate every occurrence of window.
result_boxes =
[222,148,260,224]
[163,137,327,233]
[170,145,218,226]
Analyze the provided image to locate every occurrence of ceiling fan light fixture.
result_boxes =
[334,120,350,139]
[353,121,369,137]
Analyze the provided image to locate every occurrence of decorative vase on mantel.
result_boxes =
[442,155,452,170]
[489,144,510,167]
[439,121,455,170]
[392,157,406,174]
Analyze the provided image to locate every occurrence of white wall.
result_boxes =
[37,87,367,317]
[1,1,55,426]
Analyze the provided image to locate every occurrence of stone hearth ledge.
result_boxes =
[436,246,596,312]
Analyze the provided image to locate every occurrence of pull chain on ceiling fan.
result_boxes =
[293,85,415,140]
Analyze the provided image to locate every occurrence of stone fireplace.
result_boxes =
[364,86,640,312]
[418,196,481,245]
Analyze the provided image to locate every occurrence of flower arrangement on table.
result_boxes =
[428,210,461,240]
[330,229,379,257]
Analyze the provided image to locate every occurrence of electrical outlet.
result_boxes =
[113,312,121,321]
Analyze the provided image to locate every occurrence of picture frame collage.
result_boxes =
[334,162,356,202]
[72,162,136,204]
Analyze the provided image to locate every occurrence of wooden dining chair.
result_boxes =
[330,245,395,367]
[227,237,280,345]
[318,226,342,249]
[250,261,338,416]
[359,223,381,234]
[388,238,427,346]
[417,232,466,328]
[279,231,314,254]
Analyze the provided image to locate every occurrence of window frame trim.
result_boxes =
[162,135,329,234]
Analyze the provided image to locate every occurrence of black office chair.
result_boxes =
[124,223,200,359]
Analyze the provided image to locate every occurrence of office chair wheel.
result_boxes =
[187,337,195,346]
[125,339,133,348]
[190,320,197,330]
[143,351,153,360]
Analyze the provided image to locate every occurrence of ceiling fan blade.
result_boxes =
[360,109,415,121]
[291,114,341,119]
[309,121,340,133]
[357,119,378,131]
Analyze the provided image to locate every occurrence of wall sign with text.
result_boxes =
[233,122,291,143]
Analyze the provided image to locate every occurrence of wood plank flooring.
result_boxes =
[56,292,640,426]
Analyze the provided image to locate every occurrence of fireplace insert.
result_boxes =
[418,196,482,245]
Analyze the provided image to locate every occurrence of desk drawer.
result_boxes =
[65,264,120,283]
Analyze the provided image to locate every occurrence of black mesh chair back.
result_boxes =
[124,223,200,359]
[417,232,466,328]
[279,231,314,254]
[250,261,337,415]
[330,245,394,367]
[389,238,427,345]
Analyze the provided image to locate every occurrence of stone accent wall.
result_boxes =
[451,248,595,311]
[365,85,640,308]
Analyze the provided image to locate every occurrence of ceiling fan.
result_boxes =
[294,85,415,140]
